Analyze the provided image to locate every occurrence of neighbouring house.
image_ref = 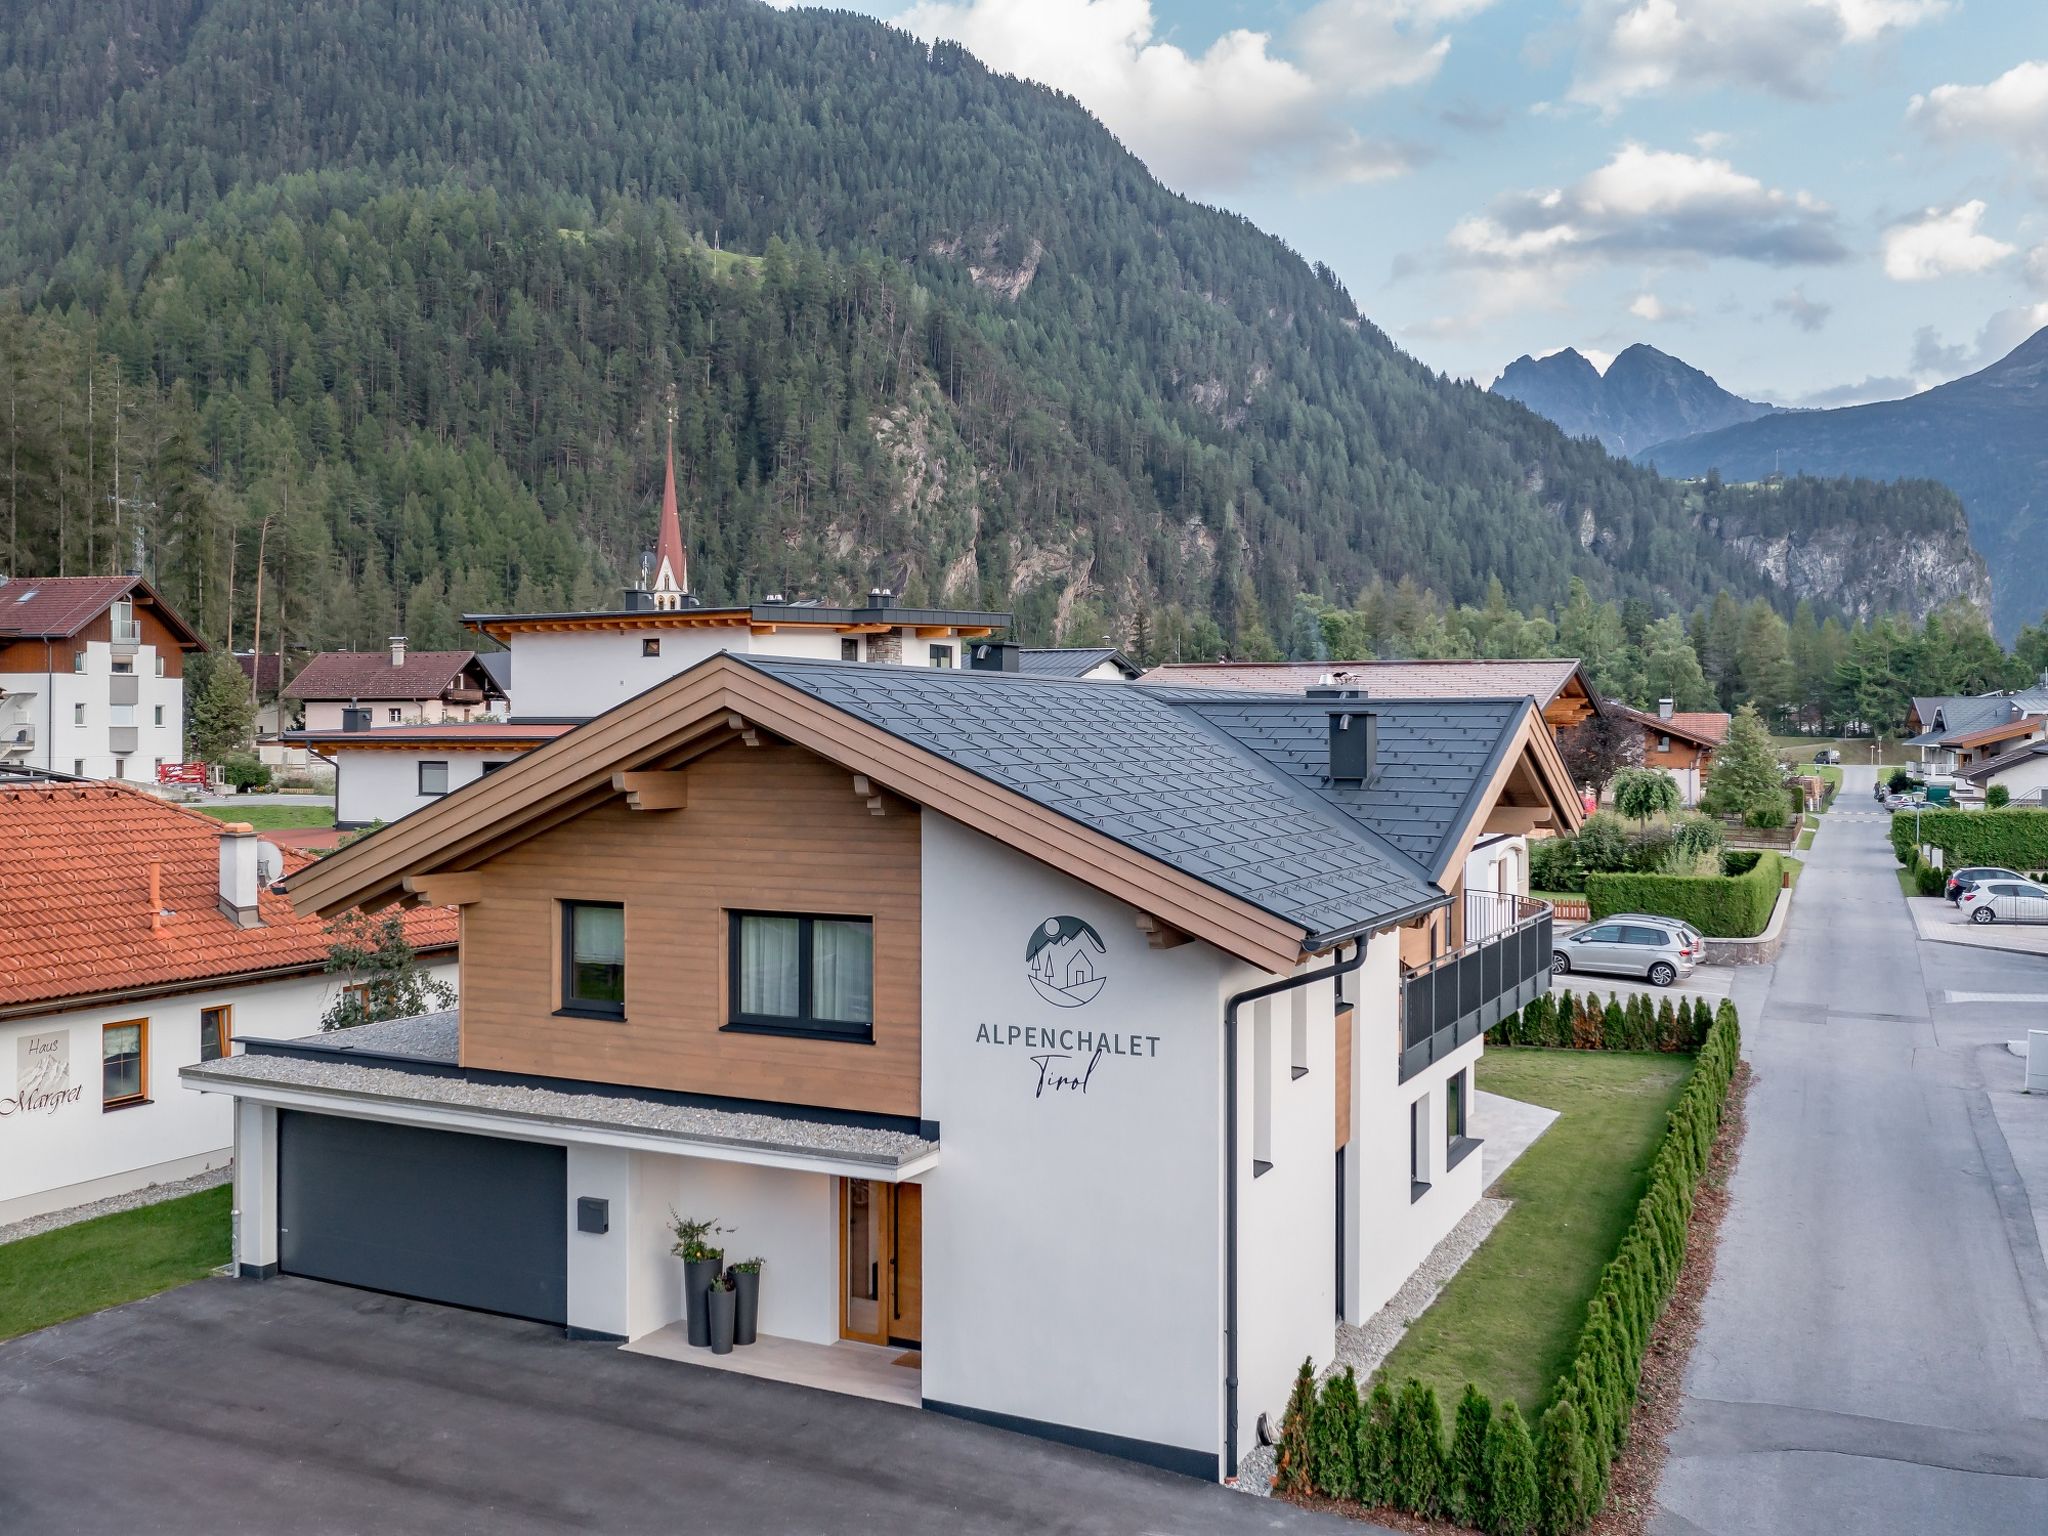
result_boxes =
[237,651,314,771]
[1607,698,1729,806]
[0,575,205,782]
[297,722,576,829]
[476,650,514,715]
[185,658,1578,1482]
[1015,646,1143,680]
[283,637,506,731]
[0,779,457,1225]
[1958,741,2048,805]
[1904,689,2048,778]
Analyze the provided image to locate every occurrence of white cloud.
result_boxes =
[892,0,1487,189]
[1629,291,1691,321]
[1569,0,1948,110]
[2030,242,2048,292]
[1880,201,2015,282]
[1908,303,2048,380]
[1691,129,1732,152]
[1445,144,1846,270]
[1771,285,1832,331]
[1908,60,2048,172]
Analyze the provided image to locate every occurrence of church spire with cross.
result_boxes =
[651,399,688,610]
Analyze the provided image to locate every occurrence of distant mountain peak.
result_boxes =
[1492,342,1774,458]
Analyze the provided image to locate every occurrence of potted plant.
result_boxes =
[729,1258,764,1345]
[669,1213,726,1348]
[706,1269,738,1355]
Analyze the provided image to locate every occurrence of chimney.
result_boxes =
[1658,698,1674,721]
[970,641,1021,672]
[389,636,407,668]
[217,823,263,928]
[1328,708,1378,785]
[621,586,654,612]
[866,588,895,611]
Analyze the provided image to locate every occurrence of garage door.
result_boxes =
[278,1111,567,1325]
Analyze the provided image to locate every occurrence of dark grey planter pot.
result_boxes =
[708,1287,737,1355]
[684,1258,721,1347]
[733,1268,760,1345]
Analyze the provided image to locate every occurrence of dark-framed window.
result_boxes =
[103,1019,148,1108]
[418,760,450,796]
[840,638,860,662]
[1446,1068,1465,1145]
[560,901,627,1018]
[642,637,661,657]
[481,760,509,775]
[928,644,954,668]
[728,911,874,1039]
[199,1005,231,1062]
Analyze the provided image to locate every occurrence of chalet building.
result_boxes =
[1904,688,2048,778]
[283,637,505,731]
[1960,741,2048,806]
[293,441,1010,826]
[185,658,1578,1481]
[1608,699,1729,806]
[0,575,205,781]
[0,780,456,1225]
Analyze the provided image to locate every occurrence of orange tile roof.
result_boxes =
[1611,704,1729,747]
[0,782,455,1013]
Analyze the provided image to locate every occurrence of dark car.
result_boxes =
[1945,866,2023,904]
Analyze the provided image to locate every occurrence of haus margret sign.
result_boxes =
[2,1032,83,1119]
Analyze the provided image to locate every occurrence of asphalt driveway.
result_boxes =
[0,1276,1354,1536]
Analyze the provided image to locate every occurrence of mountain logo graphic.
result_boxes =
[1025,916,1107,1008]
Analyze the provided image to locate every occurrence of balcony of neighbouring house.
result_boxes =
[1,719,31,755]
[109,616,142,654]
[1399,892,1551,1083]
[444,686,487,705]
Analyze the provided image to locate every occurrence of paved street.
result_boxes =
[0,1277,1354,1536]
[1656,765,2048,1535]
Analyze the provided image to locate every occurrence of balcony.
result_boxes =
[109,617,142,655]
[1399,893,1552,1083]
[1,720,32,755]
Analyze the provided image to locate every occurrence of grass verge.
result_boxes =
[1377,1050,1692,1419]
[194,804,336,831]
[0,1184,230,1342]
[1797,827,1816,850]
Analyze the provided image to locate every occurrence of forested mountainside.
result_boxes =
[1642,327,2048,640]
[0,0,1987,654]
[1493,345,1775,458]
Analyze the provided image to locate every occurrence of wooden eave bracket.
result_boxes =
[726,713,761,747]
[851,773,887,816]
[612,770,689,811]
[1135,913,1190,949]
[401,871,485,906]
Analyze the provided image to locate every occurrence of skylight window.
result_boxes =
[15,588,38,602]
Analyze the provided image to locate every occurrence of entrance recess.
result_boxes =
[839,1178,922,1347]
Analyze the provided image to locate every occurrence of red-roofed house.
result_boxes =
[0,781,456,1225]
[0,575,206,781]
[1609,700,1730,806]
[283,637,504,730]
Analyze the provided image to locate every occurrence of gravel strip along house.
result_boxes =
[186,653,1578,1481]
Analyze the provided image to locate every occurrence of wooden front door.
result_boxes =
[839,1178,922,1347]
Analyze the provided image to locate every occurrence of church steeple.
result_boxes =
[651,402,688,610]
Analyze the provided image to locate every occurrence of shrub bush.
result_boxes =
[1914,863,1946,896]
[1575,813,1633,876]
[1988,784,2011,809]
[1275,1358,1318,1495]
[1358,1380,1396,1504]
[1312,1367,1361,1501]
[1903,807,2048,870]
[1448,1385,1493,1528]
[1585,851,1781,937]
[1484,1402,1540,1536]
[221,751,272,790]
[1530,835,1581,893]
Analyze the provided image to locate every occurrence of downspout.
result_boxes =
[1222,937,1368,1482]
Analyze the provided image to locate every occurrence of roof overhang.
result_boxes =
[1431,701,1586,887]
[285,653,1313,972]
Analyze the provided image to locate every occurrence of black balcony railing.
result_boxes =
[1399,893,1552,1082]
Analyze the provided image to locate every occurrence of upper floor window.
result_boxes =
[72,651,86,673]
[73,703,85,725]
[561,901,626,1018]
[154,705,165,726]
[728,911,873,1039]
[928,644,954,668]
[103,1019,148,1108]
[418,761,449,796]
[155,655,166,678]
[111,659,133,675]
[841,638,860,662]
[642,638,661,657]
[388,708,404,724]
[1657,734,1671,752]
[199,1005,232,1062]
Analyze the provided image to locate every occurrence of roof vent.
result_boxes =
[970,641,1021,672]
[866,588,895,610]
[1328,709,1377,785]
[389,636,407,668]
[1305,684,1365,701]
[762,593,786,605]
[1658,697,1674,720]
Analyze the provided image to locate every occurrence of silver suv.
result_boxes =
[1552,918,1698,987]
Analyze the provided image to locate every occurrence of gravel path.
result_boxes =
[1234,1195,1512,1496]
[0,1165,230,1248]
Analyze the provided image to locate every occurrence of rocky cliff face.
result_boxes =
[1701,503,1992,623]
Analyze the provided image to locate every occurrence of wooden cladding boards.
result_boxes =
[457,740,922,1118]
[1334,1005,1353,1151]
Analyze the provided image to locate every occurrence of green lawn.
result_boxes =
[1376,1050,1693,1419]
[1797,827,1816,850]
[1896,866,1921,898]
[0,1185,230,1342]
[194,804,336,831]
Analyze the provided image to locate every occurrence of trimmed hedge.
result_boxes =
[1585,850,1782,937]
[1273,1002,1743,1534]
[1494,989,1711,1052]
[1892,807,2048,871]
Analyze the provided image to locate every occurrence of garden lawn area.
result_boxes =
[194,804,336,832]
[1376,1049,1693,1420]
[1797,827,1816,850]
[0,1185,230,1342]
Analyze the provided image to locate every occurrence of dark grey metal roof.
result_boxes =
[1906,690,2048,746]
[1174,695,1531,872]
[476,651,513,695]
[739,657,1451,946]
[462,602,1012,629]
[1018,647,1141,679]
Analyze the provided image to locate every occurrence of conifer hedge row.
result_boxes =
[1273,999,1742,1534]
[1492,990,1711,1053]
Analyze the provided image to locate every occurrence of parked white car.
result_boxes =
[1958,878,2048,924]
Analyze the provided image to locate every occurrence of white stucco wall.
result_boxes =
[334,750,515,827]
[1983,754,2048,802]
[0,960,457,1224]
[919,813,1259,1468]
[1,639,184,779]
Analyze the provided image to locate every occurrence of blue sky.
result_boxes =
[822,1,2047,404]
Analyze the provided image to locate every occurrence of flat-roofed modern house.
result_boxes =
[185,658,1579,1482]
[0,575,205,781]
[0,780,455,1225]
